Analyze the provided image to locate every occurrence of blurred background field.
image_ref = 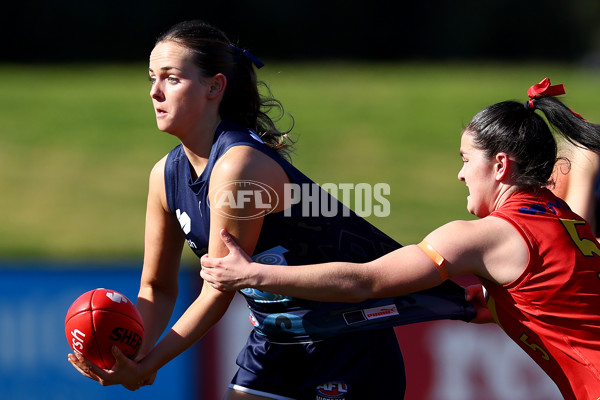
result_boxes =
[1,62,600,262]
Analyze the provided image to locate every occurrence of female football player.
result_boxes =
[201,78,600,400]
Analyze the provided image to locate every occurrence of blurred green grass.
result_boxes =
[1,62,599,262]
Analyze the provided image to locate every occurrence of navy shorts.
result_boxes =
[229,328,406,400]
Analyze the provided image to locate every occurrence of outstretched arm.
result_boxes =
[201,216,529,303]
[201,229,447,302]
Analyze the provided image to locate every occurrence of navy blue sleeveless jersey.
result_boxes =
[164,120,474,343]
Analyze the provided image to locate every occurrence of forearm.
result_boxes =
[248,245,443,302]
[136,285,178,355]
[202,237,444,301]
[138,285,234,377]
[252,261,374,302]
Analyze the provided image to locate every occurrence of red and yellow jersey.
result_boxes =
[482,188,600,400]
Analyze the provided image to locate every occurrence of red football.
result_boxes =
[65,288,144,369]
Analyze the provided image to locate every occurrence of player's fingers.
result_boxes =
[463,284,494,324]
[69,353,103,382]
[200,254,212,269]
[464,285,476,301]
[464,284,485,302]
[220,229,253,264]
[68,354,94,379]
[77,353,105,378]
[111,346,128,365]
[199,267,212,280]
[219,228,245,257]
[200,269,226,291]
[69,353,94,378]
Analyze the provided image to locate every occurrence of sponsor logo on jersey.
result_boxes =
[364,305,399,320]
[176,209,192,234]
[316,382,349,399]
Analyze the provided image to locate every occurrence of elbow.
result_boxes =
[346,265,392,302]
[346,294,370,303]
[342,279,378,303]
[306,282,370,303]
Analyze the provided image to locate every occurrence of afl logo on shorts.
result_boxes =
[249,312,259,327]
[316,382,349,399]
[208,180,279,220]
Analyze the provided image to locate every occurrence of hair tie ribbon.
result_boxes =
[526,77,585,120]
[527,77,565,99]
[231,44,264,69]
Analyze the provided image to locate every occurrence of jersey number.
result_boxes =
[520,333,550,361]
[560,219,600,257]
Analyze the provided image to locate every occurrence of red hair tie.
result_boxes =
[526,77,585,120]
[527,77,565,98]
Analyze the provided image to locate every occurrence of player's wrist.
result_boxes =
[250,262,268,290]
[136,356,157,380]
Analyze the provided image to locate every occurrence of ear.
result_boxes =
[494,153,511,181]
[207,73,227,100]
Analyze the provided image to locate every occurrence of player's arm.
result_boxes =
[68,147,289,388]
[201,216,528,302]
[68,155,185,388]
[136,155,185,356]
[134,145,290,379]
[202,230,446,302]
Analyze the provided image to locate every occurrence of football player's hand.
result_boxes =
[201,229,256,291]
[465,284,494,324]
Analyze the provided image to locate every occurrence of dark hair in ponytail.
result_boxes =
[156,20,294,156]
[465,95,600,190]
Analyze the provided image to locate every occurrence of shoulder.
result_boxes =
[147,154,170,212]
[428,217,513,239]
[424,217,529,283]
[425,218,511,254]
[209,145,290,215]
[212,145,285,182]
[149,154,169,182]
[150,144,186,181]
[214,122,267,155]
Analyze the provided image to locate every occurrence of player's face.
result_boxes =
[457,131,499,218]
[148,41,210,138]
